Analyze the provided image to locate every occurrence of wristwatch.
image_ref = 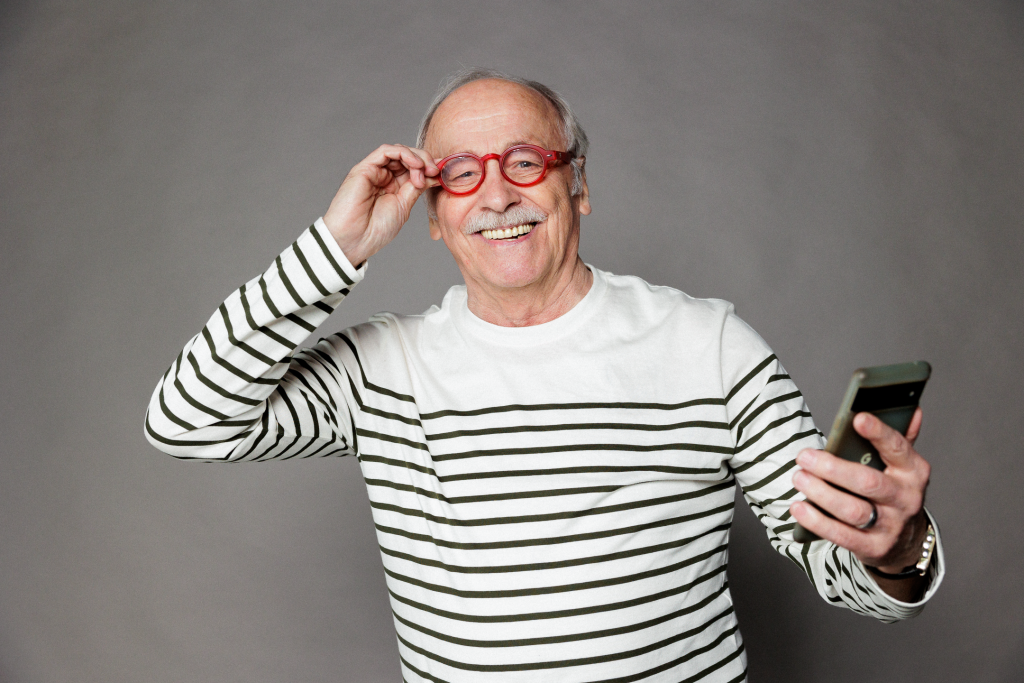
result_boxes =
[864,523,936,580]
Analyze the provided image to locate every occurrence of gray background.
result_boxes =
[2,1,1022,681]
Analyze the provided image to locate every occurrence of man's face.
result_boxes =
[424,79,591,296]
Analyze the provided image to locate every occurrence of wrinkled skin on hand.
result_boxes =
[323,144,439,267]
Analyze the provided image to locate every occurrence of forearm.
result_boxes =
[144,219,363,461]
[723,350,944,620]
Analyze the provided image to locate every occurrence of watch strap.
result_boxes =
[864,523,936,580]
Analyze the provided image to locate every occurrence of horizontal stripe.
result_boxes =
[374,502,734,551]
[383,540,728,599]
[420,397,727,421]
[365,476,623,505]
[359,454,723,484]
[591,628,743,683]
[368,479,735,527]
[378,518,732,575]
[425,419,730,441]
[389,564,728,625]
[429,441,735,464]
[395,606,734,672]
[392,580,729,648]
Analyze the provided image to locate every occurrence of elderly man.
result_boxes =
[146,69,943,682]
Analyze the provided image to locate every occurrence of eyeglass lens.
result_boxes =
[440,147,547,192]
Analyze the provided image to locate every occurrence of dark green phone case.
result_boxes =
[792,361,931,544]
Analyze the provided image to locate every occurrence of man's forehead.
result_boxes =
[425,79,562,154]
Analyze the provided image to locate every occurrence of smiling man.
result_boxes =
[146,69,944,682]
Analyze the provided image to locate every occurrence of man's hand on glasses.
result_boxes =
[323,144,439,267]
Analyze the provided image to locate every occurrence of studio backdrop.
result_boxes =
[1,1,1022,681]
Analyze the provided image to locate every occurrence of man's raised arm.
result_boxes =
[143,146,438,462]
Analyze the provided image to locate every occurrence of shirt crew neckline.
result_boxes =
[448,265,608,347]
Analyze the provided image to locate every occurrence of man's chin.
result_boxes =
[465,257,550,293]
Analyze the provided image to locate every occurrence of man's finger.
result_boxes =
[373,146,441,190]
[396,175,427,214]
[853,412,915,469]
[367,145,431,175]
[388,145,439,175]
[796,448,897,503]
[407,146,439,175]
[905,407,923,445]
[792,469,878,529]
[789,500,877,556]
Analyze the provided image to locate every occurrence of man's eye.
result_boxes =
[443,158,482,185]
[505,150,545,174]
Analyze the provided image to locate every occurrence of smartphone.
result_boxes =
[792,361,931,543]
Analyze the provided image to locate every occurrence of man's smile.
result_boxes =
[458,203,548,241]
[478,222,536,241]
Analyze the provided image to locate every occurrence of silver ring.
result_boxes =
[857,503,878,530]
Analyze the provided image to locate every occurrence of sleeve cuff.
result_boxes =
[310,217,367,289]
[857,507,946,611]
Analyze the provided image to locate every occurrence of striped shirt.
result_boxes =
[145,219,943,682]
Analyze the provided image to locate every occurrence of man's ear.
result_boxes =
[427,192,442,240]
[575,157,591,216]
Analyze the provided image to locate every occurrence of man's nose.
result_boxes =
[476,158,519,213]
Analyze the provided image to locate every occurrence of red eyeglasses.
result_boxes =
[435,144,575,196]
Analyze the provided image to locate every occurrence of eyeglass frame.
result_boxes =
[434,144,576,196]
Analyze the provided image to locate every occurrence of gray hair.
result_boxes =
[417,68,589,197]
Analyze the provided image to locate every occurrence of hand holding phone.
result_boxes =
[792,361,931,543]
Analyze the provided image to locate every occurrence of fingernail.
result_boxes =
[797,450,815,467]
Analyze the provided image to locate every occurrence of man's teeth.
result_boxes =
[480,224,535,240]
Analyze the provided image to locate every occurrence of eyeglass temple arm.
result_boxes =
[545,151,576,164]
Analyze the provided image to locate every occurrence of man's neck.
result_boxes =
[465,258,594,327]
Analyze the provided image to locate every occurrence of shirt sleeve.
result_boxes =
[720,309,945,622]
[144,218,366,462]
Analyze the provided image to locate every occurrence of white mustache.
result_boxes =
[462,206,548,235]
